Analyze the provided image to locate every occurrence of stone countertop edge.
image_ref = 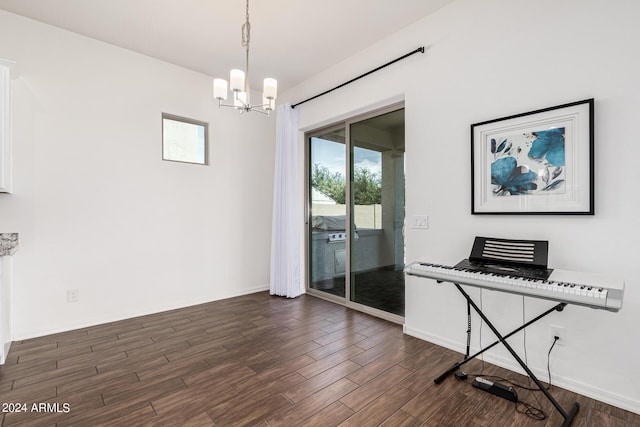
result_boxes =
[0,233,18,256]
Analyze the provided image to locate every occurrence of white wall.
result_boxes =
[281,0,640,414]
[0,10,275,339]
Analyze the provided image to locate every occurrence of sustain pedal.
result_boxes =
[472,377,518,402]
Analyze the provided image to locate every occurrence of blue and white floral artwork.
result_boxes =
[490,127,565,197]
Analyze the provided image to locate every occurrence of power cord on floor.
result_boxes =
[515,400,546,420]
[454,371,548,422]
[457,334,561,421]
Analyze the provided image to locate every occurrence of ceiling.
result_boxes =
[0,0,454,93]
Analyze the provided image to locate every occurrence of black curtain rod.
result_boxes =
[291,46,425,109]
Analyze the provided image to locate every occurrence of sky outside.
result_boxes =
[311,137,381,177]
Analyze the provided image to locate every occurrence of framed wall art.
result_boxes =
[471,99,594,215]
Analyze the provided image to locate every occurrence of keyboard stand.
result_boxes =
[434,283,580,427]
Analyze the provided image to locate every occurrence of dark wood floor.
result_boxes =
[0,292,637,426]
[311,265,405,316]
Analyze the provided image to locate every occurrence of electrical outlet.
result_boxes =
[67,289,79,303]
[549,324,566,346]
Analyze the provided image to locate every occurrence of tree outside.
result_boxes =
[311,163,381,205]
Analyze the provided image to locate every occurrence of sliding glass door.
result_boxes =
[306,105,405,321]
[308,126,347,299]
[349,109,405,316]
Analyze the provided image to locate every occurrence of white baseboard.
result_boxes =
[0,340,11,365]
[404,324,640,415]
[13,284,271,341]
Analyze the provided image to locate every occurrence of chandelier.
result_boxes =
[213,0,277,116]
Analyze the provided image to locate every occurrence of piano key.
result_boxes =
[405,261,623,312]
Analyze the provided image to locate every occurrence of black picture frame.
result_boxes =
[471,99,594,215]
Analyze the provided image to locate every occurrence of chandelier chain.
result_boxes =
[241,0,251,94]
[242,0,250,48]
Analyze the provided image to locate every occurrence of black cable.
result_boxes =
[522,297,528,370]
[468,334,560,391]
[457,373,548,421]
[461,313,560,422]
[523,298,546,415]
[547,335,559,389]
[511,335,559,421]
[516,400,547,420]
[478,289,485,372]
[468,302,472,356]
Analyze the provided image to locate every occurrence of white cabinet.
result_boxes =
[0,233,18,365]
[0,59,14,193]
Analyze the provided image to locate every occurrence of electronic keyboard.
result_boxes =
[405,261,624,311]
[405,237,624,312]
[414,237,611,426]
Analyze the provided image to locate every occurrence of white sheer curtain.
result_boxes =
[270,103,301,298]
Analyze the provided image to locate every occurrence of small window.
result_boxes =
[162,113,208,165]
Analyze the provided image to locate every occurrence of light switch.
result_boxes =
[411,215,429,229]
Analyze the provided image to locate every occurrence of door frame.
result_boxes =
[304,102,405,325]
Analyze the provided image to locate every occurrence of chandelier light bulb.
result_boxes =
[263,78,277,100]
[230,69,245,92]
[213,79,228,100]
